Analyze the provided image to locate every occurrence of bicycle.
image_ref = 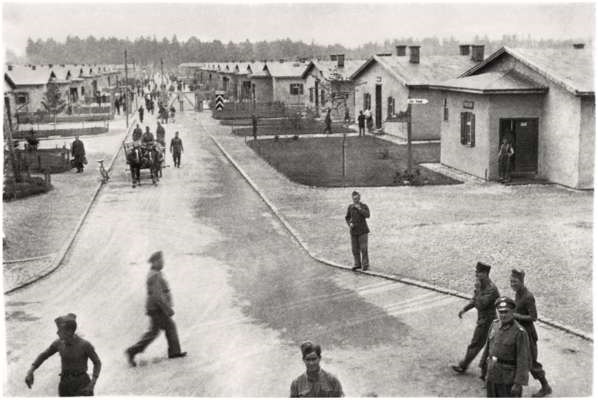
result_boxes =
[97,159,110,184]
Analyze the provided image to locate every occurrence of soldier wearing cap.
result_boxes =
[480,297,530,397]
[510,269,552,397]
[25,313,101,396]
[290,341,343,397]
[452,262,500,377]
[345,191,371,271]
[126,251,186,366]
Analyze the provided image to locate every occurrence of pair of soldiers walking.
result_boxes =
[452,263,552,397]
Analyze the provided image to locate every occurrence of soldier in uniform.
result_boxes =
[156,122,166,147]
[132,124,143,142]
[290,342,343,397]
[480,297,530,397]
[25,313,101,396]
[142,126,154,144]
[452,262,500,377]
[510,269,552,397]
[71,136,86,173]
[345,191,371,271]
[126,251,187,366]
[170,131,184,168]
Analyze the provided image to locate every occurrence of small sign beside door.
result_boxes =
[407,98,429,105]
[463,100,474,109]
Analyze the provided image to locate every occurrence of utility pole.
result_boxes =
[4,97,20,185]
[407,103,412,175]
[124,49,129,128]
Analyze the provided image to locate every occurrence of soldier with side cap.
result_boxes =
[481,297,531,397]
[290,341,343,397]
[452,262,500,378]
[345,191,371,271]
[126,251,186,366]
[25,313,101,396]
[510,269,552,397]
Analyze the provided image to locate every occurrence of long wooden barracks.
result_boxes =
[180,43,594,189]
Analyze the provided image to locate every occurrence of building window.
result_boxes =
[460,112,476,146]
[443,98,449,122]
[15,93,28,105]
[290,83,304,95]
[363,93,371,110]
[309,88,314,103]
[387,96,395,118]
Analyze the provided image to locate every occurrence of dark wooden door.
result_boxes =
[375,85,382,129]
[513,118,539,173]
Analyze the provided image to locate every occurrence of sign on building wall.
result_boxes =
[463,100,475,109]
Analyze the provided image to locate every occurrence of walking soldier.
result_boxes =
[25,313,101,396]
[510,269,552,397]
[452,262,499,378]
[126,251,186,366]
[481,297,531,397]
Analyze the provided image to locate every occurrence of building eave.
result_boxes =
[426,84,548,95]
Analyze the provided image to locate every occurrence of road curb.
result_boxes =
[4,117,137,295]
[209,133,593,343]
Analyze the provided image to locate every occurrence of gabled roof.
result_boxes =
[264,61,308,78]
[302,59,368,81]
[428,69,548,94]
[5,65,53,87]
[460,46,593,96]
[350,54,479,86]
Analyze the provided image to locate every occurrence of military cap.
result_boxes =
[300,341,322,358]
[148,250,163,263]
[352,191,360,196]
[55,313,77,331]
[475,262,491,273]
[511,269,525,282]
[495,296,516,310]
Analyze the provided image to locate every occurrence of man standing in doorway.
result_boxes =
[345,191,370,271]
[170,131,184,168]
[357,110,366,136]
[126,251,187,366]
[451,262,500,378]
[510,269,552,397]
[498,138,515,183]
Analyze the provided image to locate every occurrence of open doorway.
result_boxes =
[499,118,539,175]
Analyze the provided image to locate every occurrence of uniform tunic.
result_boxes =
[514,287,546,380]
[32,335,101,396]
[290,369,343,397]
[345,203,371,269]
[481,319,530,397]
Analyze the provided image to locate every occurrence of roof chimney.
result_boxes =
[31,65,36,70]
[279,59,285,63]
[396,45,407,56]
[330,54,338,61]
[471,45,485,62]
[573,43,585,49]
[459,45,471,56]
[337,54,345,68]
[409,46,420,64]
[7,65,13,71]
[376,53,392,57]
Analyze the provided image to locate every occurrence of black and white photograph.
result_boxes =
[1,1,595,397]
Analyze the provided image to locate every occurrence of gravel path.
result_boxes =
[206,114,593,333]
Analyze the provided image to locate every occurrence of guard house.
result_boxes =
[429,46,594,189]
[302,55,367,119]
[350,45,480,140]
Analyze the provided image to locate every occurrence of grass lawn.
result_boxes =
[248,136,460,187]
[233,119,355,136]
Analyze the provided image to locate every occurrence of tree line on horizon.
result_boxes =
[18,34,591,66]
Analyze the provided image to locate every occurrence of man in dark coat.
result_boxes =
[138,106,144,124]
[323,109,332,134]
[156,122,166,146]
[114,98,121,115]
[357,111,366,136]
[510,269,552,397]
[142,127,154,144]
[26,313,101,396]
[345,191,371,271]
[71,136,86,173]
[126,251,187,366]
[132,124,143,142]
[290,342,343,397]
[251,114,258,140]
[170,131,184,168]
[452,262,500,378]
[481,297,530,397]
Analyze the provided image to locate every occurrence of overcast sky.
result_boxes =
[3,2,595,56]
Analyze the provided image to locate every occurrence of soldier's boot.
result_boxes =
[532,379,552,397]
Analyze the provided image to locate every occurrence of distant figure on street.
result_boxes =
[169,105,176,123]
[132,124,143,142]
[345,191,370,271]
[510,269,552,397]
[26,129,39,151]
[142,127,154,144]
[138,106,144,124]
[498,137,514,183]
[128,142,142,187]
[114,98,121,115]
[251,114,258,140]
[481,297,530,397]
[71,135,86,173]
[290,342,343,397]
[344,108,351,126]
[451,262,499,378]
[323,108,332,134]
[126,251,187,366]
[156,122,166,146]
[25,313,101,396]
[357,111,366,136]
[364,108,373,132]
[170,131,184,168]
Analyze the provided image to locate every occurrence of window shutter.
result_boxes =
[460,112,467,144]
[470,113,476,147]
